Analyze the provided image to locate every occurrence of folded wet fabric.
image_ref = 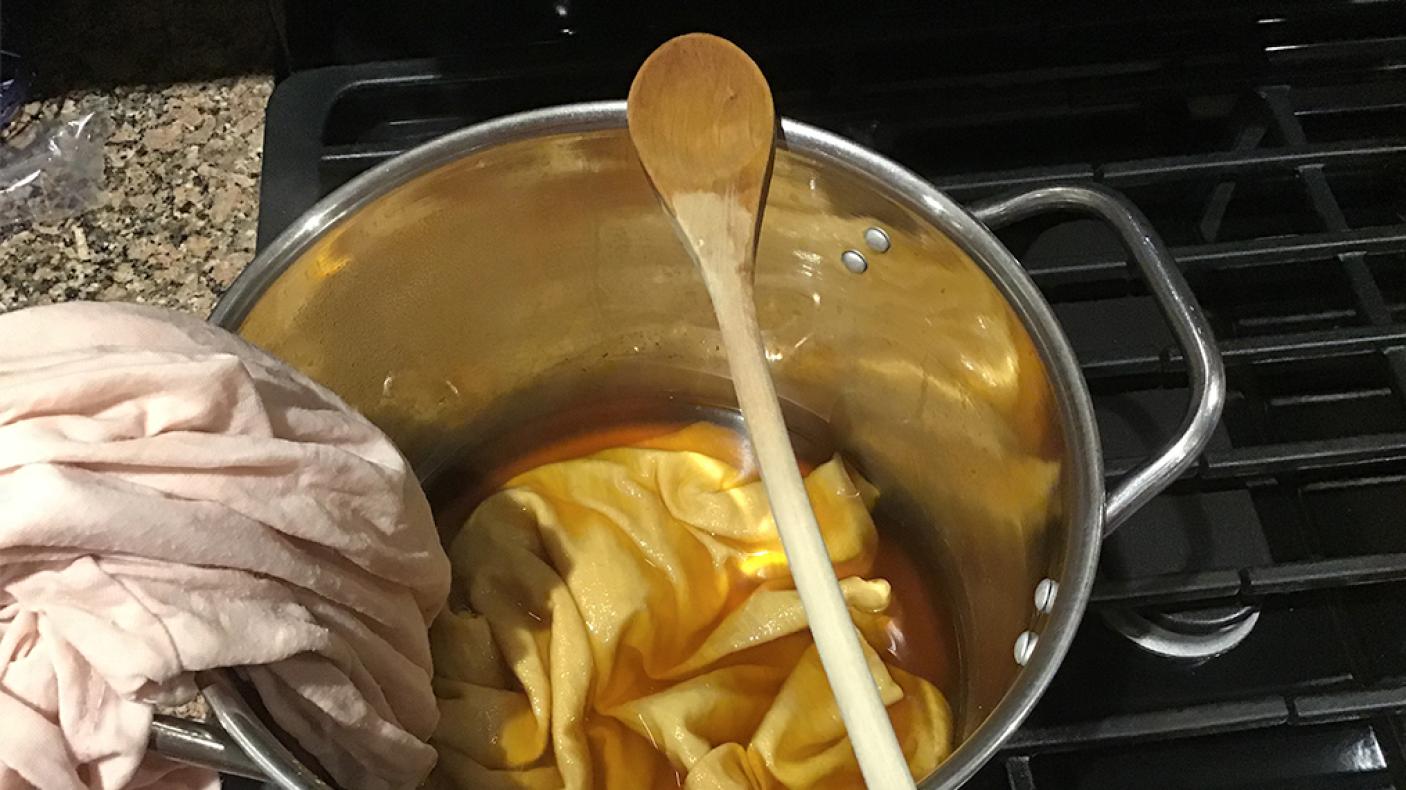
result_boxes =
[430,423,953,789]
[0,302,450,790]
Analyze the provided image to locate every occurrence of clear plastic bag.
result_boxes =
[0,111,109,226]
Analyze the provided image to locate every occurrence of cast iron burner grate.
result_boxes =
[253,2,1406,786]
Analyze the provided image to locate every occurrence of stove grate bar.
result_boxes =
[1004,681,1406,756]
[1090,553,1406,608]
[1003,697,1291,753]
[1028,225,1406,290]
[1078,325,1406,382]
[1003,755,1037,790]
[1293,686,1406,725]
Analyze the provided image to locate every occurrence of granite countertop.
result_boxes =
[0,76,272,315]
[0,0,279,317]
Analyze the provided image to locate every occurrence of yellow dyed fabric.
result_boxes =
[429,424,953,789]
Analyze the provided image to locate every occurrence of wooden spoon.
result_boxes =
[628,33,916,789]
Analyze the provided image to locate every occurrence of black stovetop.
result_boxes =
[256,2,1406,787]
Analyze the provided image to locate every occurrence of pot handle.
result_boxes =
[968,184,1227,536]
[147,669,327,789]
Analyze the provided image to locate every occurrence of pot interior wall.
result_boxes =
[235,127,1066,742]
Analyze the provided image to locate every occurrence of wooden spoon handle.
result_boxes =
[698,255,918,790]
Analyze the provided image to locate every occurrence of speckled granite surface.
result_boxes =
[0,76,272,315]
[0,0,278,317]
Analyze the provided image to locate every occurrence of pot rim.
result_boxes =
[211,100,1104,790]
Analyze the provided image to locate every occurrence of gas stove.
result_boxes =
[254,2,1406,786]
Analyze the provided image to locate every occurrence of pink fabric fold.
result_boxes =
[0,302,450,790]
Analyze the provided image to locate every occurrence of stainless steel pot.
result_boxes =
[160,101,1225,789]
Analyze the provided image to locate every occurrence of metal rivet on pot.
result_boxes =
[863,227,891,253]
[1034,578,1059,614]
[840,249,868,274]
[1014,631,1039,666]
